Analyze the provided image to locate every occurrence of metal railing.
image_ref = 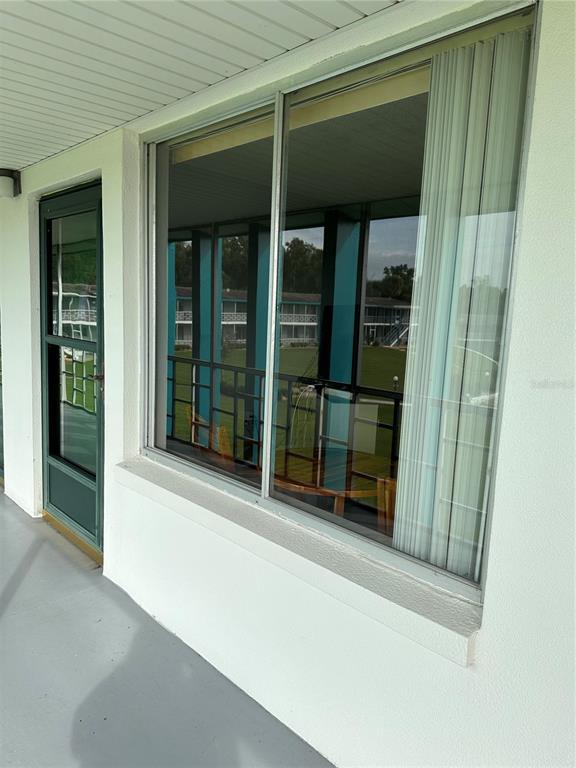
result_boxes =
[166,355,402,496]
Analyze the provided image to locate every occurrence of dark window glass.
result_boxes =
[50,212,97,341]
[271,87,428,544]
[57,346,97,474]
[156,113,274,485]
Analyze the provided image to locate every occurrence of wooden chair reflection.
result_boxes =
[184,405,397,536]
[274,475,397,537]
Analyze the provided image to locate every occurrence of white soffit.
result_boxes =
[0,0,400,169]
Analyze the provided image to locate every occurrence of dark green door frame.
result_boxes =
[40,182,104,550]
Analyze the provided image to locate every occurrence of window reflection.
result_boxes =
[154,26,531,582]
[50,212,98,340]
[57,347,97,474]
[271,90,428,542]
[159,113,274,483]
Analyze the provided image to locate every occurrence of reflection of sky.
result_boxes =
[283,220,420,280]
[367,217,419,279]
[283,213,513,285]
[284,228,324,248]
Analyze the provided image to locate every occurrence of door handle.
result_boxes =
[94,372,104,399]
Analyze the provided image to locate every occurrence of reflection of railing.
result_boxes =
[280,314,318,324]
[221,312,247,324]
[60,309,97,323]
[381,322,409,347]
[61,349,96,414]
[166,355,403,496]
[167,355,265,470]
[274,372,402,496]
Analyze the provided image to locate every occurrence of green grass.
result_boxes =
[62,352,96,413]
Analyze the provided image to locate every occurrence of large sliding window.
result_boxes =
[153,21,531,583]
[155,110,274,485]
[271,68,429,549]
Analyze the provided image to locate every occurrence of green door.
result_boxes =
[40,183,103,550]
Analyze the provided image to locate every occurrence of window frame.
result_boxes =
[143,9,535,602]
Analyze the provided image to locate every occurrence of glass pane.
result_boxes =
[50,211,98,340]
[157,111,273,485]
[272,81,428,545]
[58,346,98,474]
[279,226,323,380]
[218,228,249,368]
[271,28,530,582]
[361,214,419,393]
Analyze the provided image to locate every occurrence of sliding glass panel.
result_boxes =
[49,212,98,341]
[271,69,430,540]
[270,28,530,581]
[155,110,273,485]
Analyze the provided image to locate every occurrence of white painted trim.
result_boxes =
[260,92,287,499]
[141,445,482,603]
[477,0,543,596]
[116,456,480,666]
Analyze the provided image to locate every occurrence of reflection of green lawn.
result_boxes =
[170,344,404,500]
[63,353,96,413]
[276,345,407,390]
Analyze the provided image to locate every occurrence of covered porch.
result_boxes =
[0,492,331,767]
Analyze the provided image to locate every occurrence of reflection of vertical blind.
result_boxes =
[393,29,531,580]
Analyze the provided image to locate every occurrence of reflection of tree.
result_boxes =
[222,236,248,290]
[174,237,250,291]
[457,276,507,314]
[283,238,322,293]
[174,242,193,288]
[54,240,96,284]
[366,264,414,302]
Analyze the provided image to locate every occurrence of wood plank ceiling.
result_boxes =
[0,0,399,170]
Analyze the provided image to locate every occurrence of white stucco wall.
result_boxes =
[0,1,573,765]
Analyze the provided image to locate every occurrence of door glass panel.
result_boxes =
[50,212,98,340]
[58,346,97,474]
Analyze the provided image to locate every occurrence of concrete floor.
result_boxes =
[0,492,333,768]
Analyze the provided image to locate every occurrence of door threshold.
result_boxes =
[43,510,103,566]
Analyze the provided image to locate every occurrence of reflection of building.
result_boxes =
[174,288,410,349]
[52,284,97,341]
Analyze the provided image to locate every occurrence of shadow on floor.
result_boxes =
[71,621,324,768]
[1,492,332,768]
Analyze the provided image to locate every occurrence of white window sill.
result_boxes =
[114,455,482,666]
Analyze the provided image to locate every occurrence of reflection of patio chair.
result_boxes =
[184,406,233,463]
[215,424,232,459]
[376,477,396,537]
[274,475,397,537]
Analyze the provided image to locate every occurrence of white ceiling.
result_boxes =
[169,92,427,228]
[0,0,399,170]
